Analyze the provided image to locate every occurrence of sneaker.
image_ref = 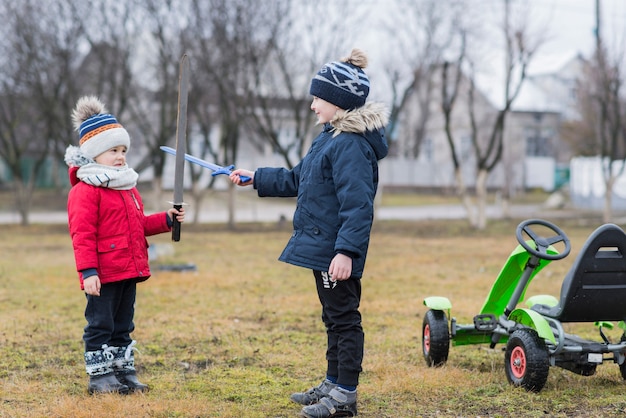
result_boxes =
[290,379,337,405]
[300,387,357,418]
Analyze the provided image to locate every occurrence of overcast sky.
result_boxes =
[359,0,626,105]
[527,0,626,73]
[304,0,625,105]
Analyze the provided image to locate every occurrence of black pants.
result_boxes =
[313,270,364,387]
[83,279,136,351]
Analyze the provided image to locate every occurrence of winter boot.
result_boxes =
[85,345,129,395]
[111,341,149,393]
[300,387,357,418]
[290,379,337,405]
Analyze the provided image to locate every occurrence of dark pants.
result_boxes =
[313,270,364,387]
[84,280,136,351]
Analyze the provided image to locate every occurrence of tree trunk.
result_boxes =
[475,169,489,230]
[15,180,32,226]
[603,175,615,223]
[227,181,236,230]
[500,193,511,219]
[454,167,477,228]
[191,183,205,225]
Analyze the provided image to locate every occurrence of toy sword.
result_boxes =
[160,146,251,183]
[171,54,190,242]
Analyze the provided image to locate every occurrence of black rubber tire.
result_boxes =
[422,309,450,367]
[504,329,550,392]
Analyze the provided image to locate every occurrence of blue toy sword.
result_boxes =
[160,146,251,183]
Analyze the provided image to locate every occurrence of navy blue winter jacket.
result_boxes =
[254,102,389,278]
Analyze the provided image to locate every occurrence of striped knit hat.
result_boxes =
[71,96,130,160]
[309,48,370,110]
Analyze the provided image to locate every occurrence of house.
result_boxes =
[381,54,585,193]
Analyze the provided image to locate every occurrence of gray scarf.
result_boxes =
[76,163,139,190]
[65,144,138,190]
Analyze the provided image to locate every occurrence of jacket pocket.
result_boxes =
[98,234,129,253]
[298,209,336,260]
[97,234,130,276]
[301,208,336,237]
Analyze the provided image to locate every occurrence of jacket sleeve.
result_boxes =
[133,189,171,236]
[68,184,101,272]
[254,162,302,197]
[331,135,376,258]
[143,212,171,236]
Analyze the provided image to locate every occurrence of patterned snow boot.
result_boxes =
[111,341,149,393]
[85,345,129,395]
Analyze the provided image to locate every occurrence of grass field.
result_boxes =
[2,217,626,417]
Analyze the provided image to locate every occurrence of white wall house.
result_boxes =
[385,55,584,194]
[570,157,626,210]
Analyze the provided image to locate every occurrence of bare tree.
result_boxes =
[185,0,361,228]
[240,1,361,167]
[382,0,460,157]
[440,36,474,221]
[71,1,137,115]
[0,0,85,225]
[559,1,626,223]
[186,0,260,228]
[587,0,626,222]
[123,0,190,213]
[241,15,314,169]
[439,0,543,229]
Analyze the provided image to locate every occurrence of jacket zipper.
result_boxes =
[129,190,140,209]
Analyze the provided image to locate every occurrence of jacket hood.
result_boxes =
[328,102,389,160]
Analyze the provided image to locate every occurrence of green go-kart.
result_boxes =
[422,218,626,392]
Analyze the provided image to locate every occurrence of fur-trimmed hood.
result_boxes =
[327,101,389,161]
[330,102,389,135]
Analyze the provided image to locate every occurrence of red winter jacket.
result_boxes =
[67,166,171,289]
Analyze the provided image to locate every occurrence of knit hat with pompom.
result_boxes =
[309,48,370,110]
[71,96,130,159]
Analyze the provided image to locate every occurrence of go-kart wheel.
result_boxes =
[422,309,450,367]
[504,329,550,392]
[516,219,571,261]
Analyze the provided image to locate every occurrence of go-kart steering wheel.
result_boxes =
[515,219,571,261]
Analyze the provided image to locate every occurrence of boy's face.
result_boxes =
[311,96,340,124]
[94,146,127,167]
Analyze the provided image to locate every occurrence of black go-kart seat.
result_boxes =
[531,223,626,323]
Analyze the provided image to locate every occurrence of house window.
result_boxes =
[525,126,552,157]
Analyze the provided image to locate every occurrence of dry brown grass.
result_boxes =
[2,218,626,417]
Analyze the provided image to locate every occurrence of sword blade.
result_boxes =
[171,54,190,242]
[160,145,252,183]
[173,55,190,205]
[160,146,224,172]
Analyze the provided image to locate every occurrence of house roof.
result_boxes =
[477,52,585,115]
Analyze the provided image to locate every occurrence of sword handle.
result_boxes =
[172,204,182,242]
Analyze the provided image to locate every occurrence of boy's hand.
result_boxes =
[329,253,352,281]
[168,207,186,223]
[230,169,254,186]
[84,276,101,296]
